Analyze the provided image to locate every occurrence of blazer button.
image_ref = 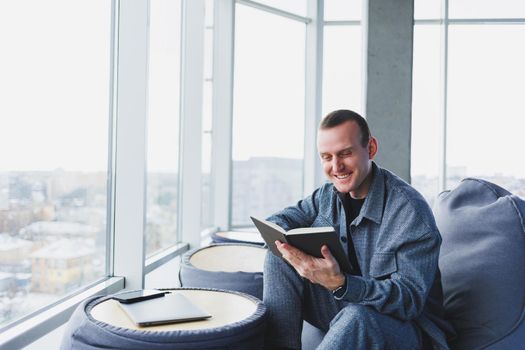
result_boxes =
[340,236,347,243]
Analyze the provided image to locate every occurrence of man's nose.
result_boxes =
[332,158,343,171]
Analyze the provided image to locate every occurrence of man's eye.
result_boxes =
[321,155,331,161]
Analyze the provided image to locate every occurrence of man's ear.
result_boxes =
[368,137,378,160]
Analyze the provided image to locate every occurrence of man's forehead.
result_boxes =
[317,123,361,152]
[318,144,354,155]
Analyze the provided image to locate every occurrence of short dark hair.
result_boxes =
[319,109,371,147]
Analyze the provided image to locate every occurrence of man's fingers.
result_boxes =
[277,241,303,258]
[276,241,311,273]
[285,248,303,265]
[275,241,294,261]
[275,240,285,254]
[321,245,340,270]
[320,245,334,261]
[276,243,342,288]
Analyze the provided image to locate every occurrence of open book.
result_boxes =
[250,216,353,273]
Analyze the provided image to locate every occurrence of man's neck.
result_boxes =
[349,165,374,199]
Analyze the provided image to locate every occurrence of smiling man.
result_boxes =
[263,110,455,350]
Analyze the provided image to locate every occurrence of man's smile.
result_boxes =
[335,173,351,180]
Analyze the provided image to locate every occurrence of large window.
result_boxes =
[446,24,525,194]
[0,0,111,327]
[322,1,362,117]
[414,0,441,20]
[410,24,442,203]
[231,4,306,226]
[324,0,361,21]
[411,0,525,201]
[449,0,525,19]
[145,0,182,256]
[322,26,362,116]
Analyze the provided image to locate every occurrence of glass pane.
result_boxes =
[324,0,361,21]
[450,0,525,19]
[247,0,307,17]
[447,24,525,197]
[322,25,363,117]
[146,0,182,256]
[232,5,305,227]
[0,0,111,327]
[414,0,442,20]
[411,24,442,204]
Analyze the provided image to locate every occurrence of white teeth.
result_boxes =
[335,174,350,179]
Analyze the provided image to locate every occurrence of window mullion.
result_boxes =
[112,0,149,289]
[211,0,235,230]
[179,0,205,248]
[303,0,324,196]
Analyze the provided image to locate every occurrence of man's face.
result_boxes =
[317,120,377,198]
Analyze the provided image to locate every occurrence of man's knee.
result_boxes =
[319,305,387,350]
[330,304,378,329]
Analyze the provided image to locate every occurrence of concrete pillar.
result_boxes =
[362,0,414,182]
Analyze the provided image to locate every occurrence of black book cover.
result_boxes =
[250,216,353,273]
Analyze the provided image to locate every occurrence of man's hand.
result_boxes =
[275,241,345,291]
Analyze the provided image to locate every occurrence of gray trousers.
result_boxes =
[263,252,422,350]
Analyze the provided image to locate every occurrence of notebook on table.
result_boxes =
[118,292,212,327]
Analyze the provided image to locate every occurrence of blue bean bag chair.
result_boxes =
[60,288,267,350]
[434,178,525,349]
[179,243,265,300]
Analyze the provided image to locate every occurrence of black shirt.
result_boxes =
[337,192,364,276]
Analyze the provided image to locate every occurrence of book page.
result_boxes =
[287,226,334,235]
